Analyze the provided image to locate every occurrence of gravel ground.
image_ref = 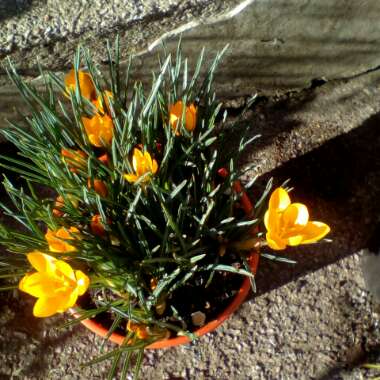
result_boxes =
[1,253,379,380]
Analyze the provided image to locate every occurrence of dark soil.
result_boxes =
[78,252,249,338]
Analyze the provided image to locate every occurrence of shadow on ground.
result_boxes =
[220,87,318,163]
[250,110,380,295]
[0,0,34,22]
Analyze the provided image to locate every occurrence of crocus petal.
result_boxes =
[264,209,273,231]
[99,115,114,145]
[83,115,113,147]
[55,260,75,281]
[151,158,158,175]
[51,241,75,253]
[27,251,56,273]
[124,173,138,183]
[144,151,153,170]
[93,179,108,197]
[269,187,291,212]
[133,148,143,173]
[133,148,144,161]
[57,289,79,311]
[169,101,197,134]
[169,113,179,132]
[33,296,65,318]
[282,203,309,227]
[87,135,99,147]
[285,234,305,246]
[56,228,74,240]
[300,221,331,244]
[75,270,90,295]
[185,105,197,131]
[266,232,287,250]
[46,228,78,253]
[64,70,96,100]
[19,272,59,298]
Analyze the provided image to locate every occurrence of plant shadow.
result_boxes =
[248,110,380,297]
[0,0,34,22]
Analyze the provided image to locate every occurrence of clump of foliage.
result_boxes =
[0,38,330,379]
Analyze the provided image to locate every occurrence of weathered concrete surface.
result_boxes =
[241,69,380,177]
[1,61,380,379]
[133,0,380,96]
[362,250,380,303]
[1,0,380,94]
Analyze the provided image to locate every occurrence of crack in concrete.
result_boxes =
[332,63,380,82]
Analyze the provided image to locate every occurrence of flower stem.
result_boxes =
[231,237,265,251]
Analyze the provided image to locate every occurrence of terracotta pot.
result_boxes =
[73,180,259,349]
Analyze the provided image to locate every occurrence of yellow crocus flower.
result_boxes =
[168,101,197,135]
[124,148,158,184]
[19,251,89,317]
[82,114,114,148]
[45,227,80,253]
[264,187,330,250]
[64,69,96,100]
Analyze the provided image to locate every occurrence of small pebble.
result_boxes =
[191,311,206,327]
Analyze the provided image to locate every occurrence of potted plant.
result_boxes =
[0,40,330,379]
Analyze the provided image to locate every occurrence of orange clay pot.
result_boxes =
[73,179,259,349]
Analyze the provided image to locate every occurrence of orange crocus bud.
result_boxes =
[98,153,109,166]
[45,226,80,253]
[87,178,108,198]
[127,320,149,340]
[92,90,113,114]
[52,196,65,217]
[90,215,106,236]
[61,148,87,173]
[168,101,197,135]
[150,277,158,291]
[64,69,96,100]
[82,114,114,148]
